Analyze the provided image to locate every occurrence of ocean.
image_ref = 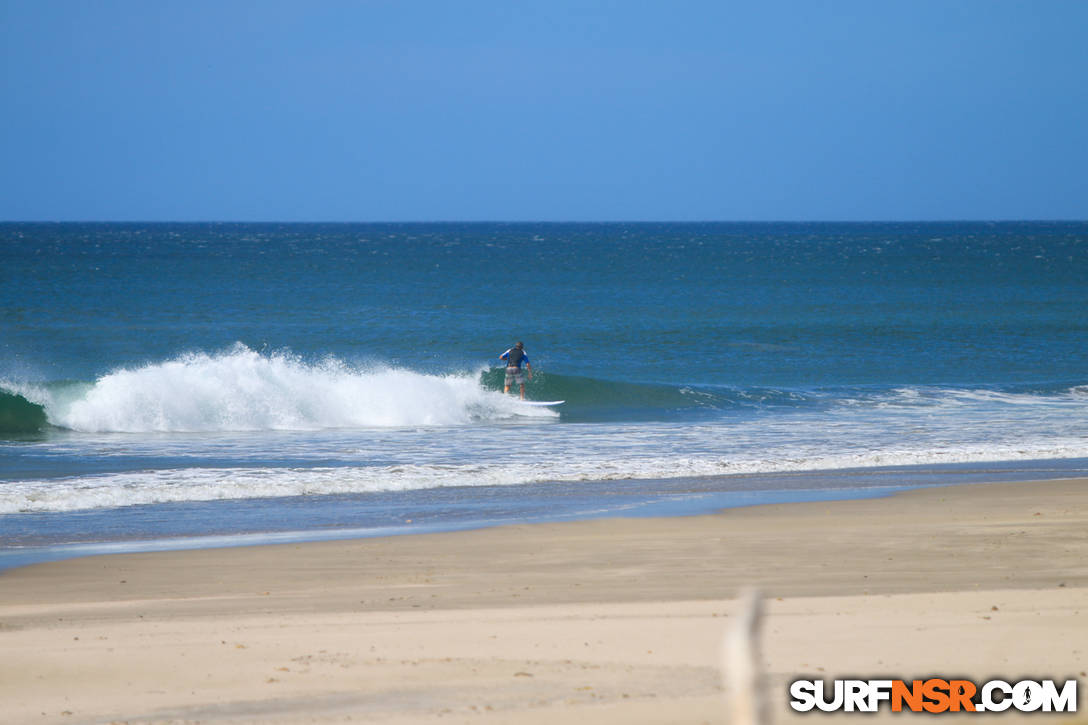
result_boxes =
[2,222,1086,568]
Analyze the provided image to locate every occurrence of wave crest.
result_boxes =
[18,346,552,433]
[0,389,48,434]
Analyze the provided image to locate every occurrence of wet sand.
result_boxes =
[2,477,1086,723]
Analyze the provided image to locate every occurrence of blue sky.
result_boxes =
[2,0,1086,221]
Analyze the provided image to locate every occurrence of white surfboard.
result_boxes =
[517,400,564,407]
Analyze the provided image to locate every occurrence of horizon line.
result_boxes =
[2,218,1087,225]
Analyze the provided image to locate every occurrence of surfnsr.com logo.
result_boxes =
[789,678,1079,714]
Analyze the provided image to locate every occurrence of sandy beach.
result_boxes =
[2,477,1086,724]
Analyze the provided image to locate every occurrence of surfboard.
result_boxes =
[517,400,564,407]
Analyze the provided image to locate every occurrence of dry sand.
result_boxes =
[1,478,1086,724]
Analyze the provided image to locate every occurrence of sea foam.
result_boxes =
[27,345,550,433]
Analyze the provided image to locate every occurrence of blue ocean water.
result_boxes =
[2,222,1087,565]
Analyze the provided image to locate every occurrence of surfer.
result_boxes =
[500,341,533,399]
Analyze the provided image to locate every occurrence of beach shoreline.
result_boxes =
[5,457,1087,572]
[2,477,1086,723]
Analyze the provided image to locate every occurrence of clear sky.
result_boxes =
[2,0,1086,222]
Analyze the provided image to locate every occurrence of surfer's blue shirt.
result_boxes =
[501,348,529,368]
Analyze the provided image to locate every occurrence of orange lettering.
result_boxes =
[922,678,951,713]
[949,680,977,712]
[892,680,924,712]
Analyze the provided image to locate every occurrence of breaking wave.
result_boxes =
[1,345,553,434]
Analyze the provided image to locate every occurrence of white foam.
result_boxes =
[5,437,1088,514]
[25,345,553,433]
[5,367,1088,515]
